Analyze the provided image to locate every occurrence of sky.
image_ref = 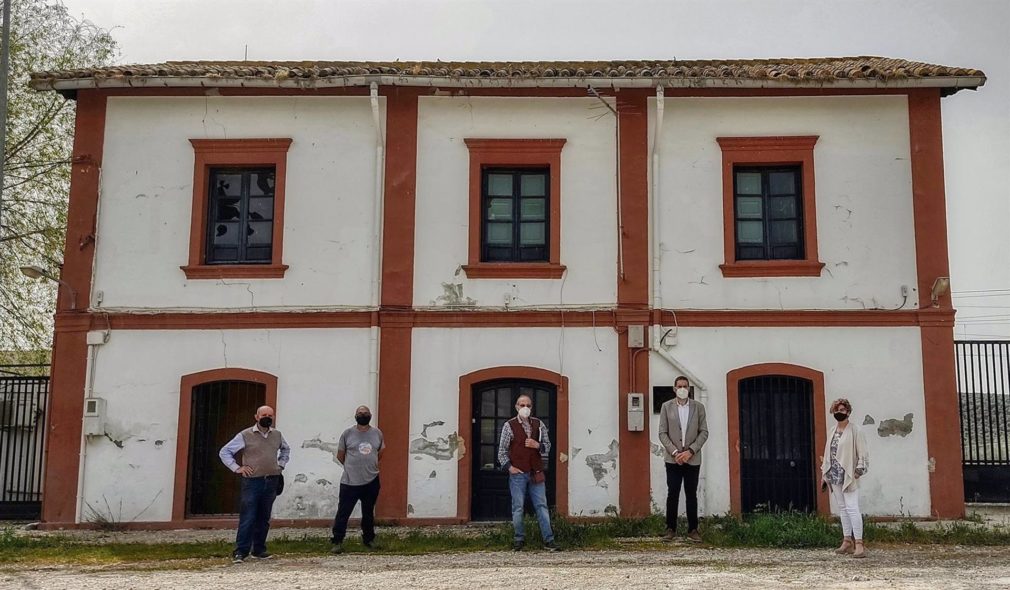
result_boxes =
[60,0,1010,338]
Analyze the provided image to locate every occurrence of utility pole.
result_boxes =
[0,0,11,239]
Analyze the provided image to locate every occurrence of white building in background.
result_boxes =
[28,57,983,527]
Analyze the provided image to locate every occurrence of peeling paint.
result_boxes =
[649,443,664,457]
[421,420,445,438]
[877,413,913,437]
[410,432,464,460]
[315,478,332,486]
[863,415,876,425]
[103,432,125,449]
[585,440,619,488]
[570,447,582,460]
[294,473,308,483]
[432,276,476,307]
[604,504,618,516]
[407,503,415,514]
[154,440,164,448]
[559,452,569,463]
[302,437,342,463]
[428,470,437,479]
[928,457,936,472]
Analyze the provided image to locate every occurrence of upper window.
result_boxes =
[462,139,566,279]
[716,136,824,278]
[182,138,291,279]
[207,167,276,265]
[733,166,803,261]
[482,168,549,263]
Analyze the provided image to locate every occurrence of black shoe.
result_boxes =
[250,551,274,559]
[544,541,561,552]
[330,543,344,554]
[512,541,524,551]
[232,551,247,564]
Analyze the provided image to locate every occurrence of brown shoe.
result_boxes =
[835,537,854,554]
[687,530,702,543]
[852,541,866,558]
[662,528,675,541]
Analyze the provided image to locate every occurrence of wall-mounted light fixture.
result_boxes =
[20,265,77,310]
[930,276,950,308]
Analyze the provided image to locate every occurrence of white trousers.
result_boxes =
[831,484,863,540]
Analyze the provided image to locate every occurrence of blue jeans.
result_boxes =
[235,475,279,556]
[509,472,554,543]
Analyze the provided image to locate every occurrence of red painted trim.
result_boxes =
[173,368,279,521]
[463,138,566,278]
[716,136,823,278]
[51,308,953,334]
[376,327,412,519]
[41,90,108,525]
[457,367,570,520]
[381,87,421,307]
[908,89,962,518]
[183,138,292,279]
[726,363,828,516]
[615,90,652,516]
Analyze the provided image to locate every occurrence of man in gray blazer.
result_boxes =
[658,376,709,542]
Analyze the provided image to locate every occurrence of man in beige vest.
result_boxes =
[219,405,290,563]
[658,376,708,542]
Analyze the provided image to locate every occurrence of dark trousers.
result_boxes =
[665,462,701,533]
[235,475,280,556]
[331,476,381,545]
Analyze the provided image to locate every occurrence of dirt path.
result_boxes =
[3,545,1009,590]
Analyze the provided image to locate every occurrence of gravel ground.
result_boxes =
[2,545,1010,590]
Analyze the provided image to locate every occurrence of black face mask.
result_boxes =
[356,414,371,426]
[258,417,273,428]
[833,412,849,422]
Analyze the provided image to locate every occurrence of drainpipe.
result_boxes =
[368,83,385,413]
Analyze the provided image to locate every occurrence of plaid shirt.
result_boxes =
[497,417,551,471]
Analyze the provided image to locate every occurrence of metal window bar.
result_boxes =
[0,376,49,519]
[956,341,1010,502]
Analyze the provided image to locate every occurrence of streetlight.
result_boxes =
[19,264,78,310]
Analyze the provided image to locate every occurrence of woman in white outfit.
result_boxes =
[820,398,869,558]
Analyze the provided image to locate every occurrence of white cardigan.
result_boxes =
[820,422,869,492]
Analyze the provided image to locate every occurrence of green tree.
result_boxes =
[0,0,116,352]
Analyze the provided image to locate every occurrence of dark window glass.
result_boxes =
[733,166,803,261]
[481,168,549,262]
[206,167,275,264]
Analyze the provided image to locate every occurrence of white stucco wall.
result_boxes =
[81,328,374,522]
[96,96,382,310]
[413,97,619,308]
[648,326,931,517]
[408,327,620,517]
[652,95,919,310]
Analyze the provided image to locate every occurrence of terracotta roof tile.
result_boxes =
[30,57,986,94]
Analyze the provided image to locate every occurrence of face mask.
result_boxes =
[355,414,371,426]
[518,406,531,419]
[258,417,273,428]
[676,387,690,400]
[833,412,849,422]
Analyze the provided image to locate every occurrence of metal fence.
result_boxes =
[0,368,50,520]
[956,341,1010,503]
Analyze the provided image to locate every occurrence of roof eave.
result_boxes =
[30,74,987,94]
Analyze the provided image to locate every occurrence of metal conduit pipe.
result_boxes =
[368,83,385,414]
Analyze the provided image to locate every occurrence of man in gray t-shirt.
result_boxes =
[330,405,385,553]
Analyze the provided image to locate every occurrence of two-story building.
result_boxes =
[29,57,984,528]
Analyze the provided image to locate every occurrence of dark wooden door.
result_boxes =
[471,379,556,521]
[739,375,816,513]
[187,380,265,516]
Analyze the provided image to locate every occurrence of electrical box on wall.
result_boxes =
[627,325,645,348]
[627,393,644,431]
[82,397,106,436]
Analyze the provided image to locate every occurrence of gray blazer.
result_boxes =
[658,398,709,466]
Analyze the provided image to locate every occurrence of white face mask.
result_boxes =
[676,387,690,400]
[518,406,531,419]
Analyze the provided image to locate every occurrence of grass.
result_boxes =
[2,513,1009,567]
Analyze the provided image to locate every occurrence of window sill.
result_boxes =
[181,264,289,279]
[462,263,567,279]
[719,260,824,278]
